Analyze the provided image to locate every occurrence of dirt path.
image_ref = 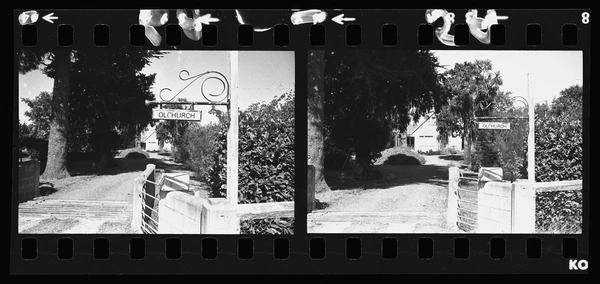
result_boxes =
[308,155,461,233]
[18,152,209,234]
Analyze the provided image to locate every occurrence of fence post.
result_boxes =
[131,178,143,233]
[511,181,536,233]
[447,167,460,229]
[307,165,316,213]
[201,198,239,234]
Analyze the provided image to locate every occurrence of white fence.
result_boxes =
[448,167,582,233]
[132,164,294,234]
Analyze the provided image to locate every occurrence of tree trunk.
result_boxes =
[41,49,71,180]
[307,50,330,193]
[464,125,476,169]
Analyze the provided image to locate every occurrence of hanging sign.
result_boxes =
[478,122,510,130]
[152,109,202,121]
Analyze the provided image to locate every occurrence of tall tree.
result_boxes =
[19,49,162,171]
[21,91,52,139]
[323,50,446,177]
[67,48,162,166]
[307,50,329,193]
[548,85,583,121]
[18,49,71,180]
[435,60,503,162]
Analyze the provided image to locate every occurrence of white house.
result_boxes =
[136,125,172,152]
[393,113,463,152]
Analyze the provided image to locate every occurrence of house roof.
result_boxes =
[407,113,434,136]
[140,126,157,142]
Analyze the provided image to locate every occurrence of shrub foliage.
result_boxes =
[532,86,582,233]
[374,147,426,165]
[240,218,294,235]
[536,191,582,233]
[535,112,582,182]
[182,123,220,178]
[206,92,295,204]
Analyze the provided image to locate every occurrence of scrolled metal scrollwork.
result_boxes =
[158,69,230,105]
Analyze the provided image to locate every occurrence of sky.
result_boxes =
[18,50,295,125]
[432,50,583,106]
[18,50,581,125]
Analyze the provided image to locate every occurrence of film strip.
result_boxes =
[12,9,590,274]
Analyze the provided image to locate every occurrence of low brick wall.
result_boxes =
[18,160,40,203]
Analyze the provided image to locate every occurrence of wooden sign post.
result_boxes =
[527,73,535,183]
[226,51,239,207]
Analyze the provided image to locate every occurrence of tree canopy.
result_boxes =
[19,48,163,170]
[323,50,446,175]
[435,60,503,159]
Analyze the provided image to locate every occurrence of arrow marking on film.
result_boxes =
[197,14,220,25]
[332,14,355,25]
[42,12,58,23]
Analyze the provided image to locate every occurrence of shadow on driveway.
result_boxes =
[67,157,186,177]
[325,164,449,191]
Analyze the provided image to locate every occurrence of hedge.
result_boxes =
[535,115,582,182]
[240,218,294,235]
[206,92,295,204]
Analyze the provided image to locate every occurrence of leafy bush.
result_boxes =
[418,149,441,155]
[536,191,582,233]
[469,86,582,182]
[206,92,295,203]
[468,109,528,181]
[172,140,190,164]
[383,154,422,165]
[534,85,582,182]
[240,218,294,235]
[115,148,149,159]
[125,152,147,159]
[535,115,582,182]
[182,124,219,178]
[374,147,426,165]
[533,86,583,233]
[470,130,501,171]
[417,148,460,155]
[493,120,528,182]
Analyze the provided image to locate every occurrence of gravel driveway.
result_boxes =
[19,153,209,234]
[308,155,460,233]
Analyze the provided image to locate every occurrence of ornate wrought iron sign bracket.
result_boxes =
[145,69,231,109]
